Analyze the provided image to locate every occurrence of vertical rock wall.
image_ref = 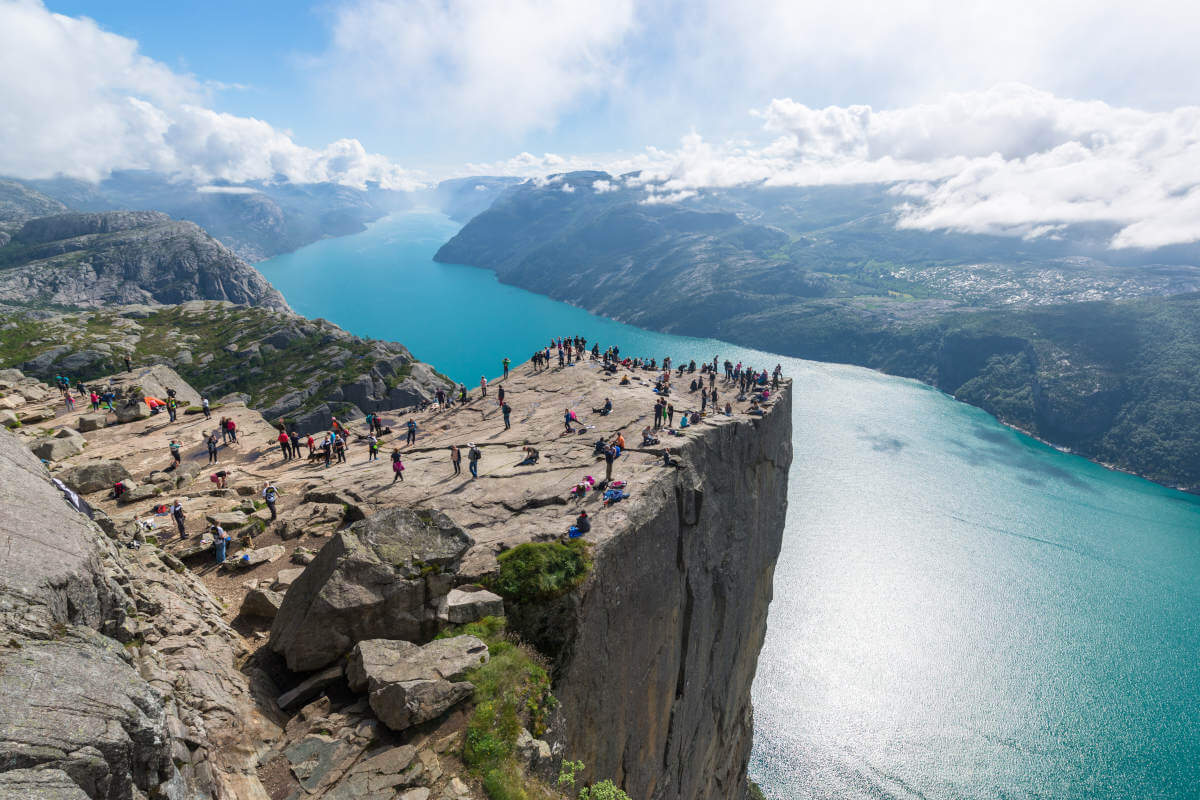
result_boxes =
[523,387,793,799]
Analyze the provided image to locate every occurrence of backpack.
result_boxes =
[470,446,481,461]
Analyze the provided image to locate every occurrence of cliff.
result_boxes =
[0,211,289,310]
[0,349,791,798]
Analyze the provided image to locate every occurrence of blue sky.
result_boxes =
[4,0,1200,248]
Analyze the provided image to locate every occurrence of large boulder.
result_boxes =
[58,460,131,494]
[114,401,151,424]
[346,637,487,732]
[29,434,84,461]
[241,587,284,619]
[441,585,505,625]
[76,412,109,432]
[270,508,473,671]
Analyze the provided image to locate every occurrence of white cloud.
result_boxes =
[561,183,575,193]
[0,0,421,189]
[319,0,635,137]
[592,180,616,193]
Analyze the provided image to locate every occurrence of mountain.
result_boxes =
[0,178,69,225]
[0,211,288,311]
[436,171,1200,490]
[432,176,524,221]
[21,172,413,262]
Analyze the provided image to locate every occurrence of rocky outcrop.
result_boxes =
[270,508,473,671]
[0,427,279,798]
[57,459,131,494]
[347,637,487,731]
[0,211,288,311]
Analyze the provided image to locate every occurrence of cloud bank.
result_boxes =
[0,0,420,189]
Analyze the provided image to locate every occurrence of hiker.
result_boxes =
[480,376,488,398]
[502,357,511,379]
[502,402,512,430]
[219,417,230,443]
[171,499,186,537]
[666,403,675,428]
[90,391,100,411]
[322,435,332,467]
[166,396,177,422]
[206,431,219,463]
[663,448,680,468]
[212,525,229,563]
[497,385,505,406]
[724,402,733,416]
[334,434,346,463]
[519,446,539,466]
[406,419,418,446]
[568,511,590,538]
[113,480,128,499]
[391,449,405,482]
[210,470,229,489]
[64,392,75,412]
[373,415,383,435]
[262,482,278,521]
[653,400,663,429]
[278,430,292,460]
[289,429,301,457]
[450,444,462,475]
[201,396,210,419]
[563,408,575,434]
[603,442,616,483]
[225,417,238,444]
[641,427,660,446]
[367,434,379,461]
[168,438,182,468]
[124,355,132,372]
[467,442,481,478]
[615,430,626,450]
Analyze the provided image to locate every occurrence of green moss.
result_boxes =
[747,781,768,800]
[491,540,592,603]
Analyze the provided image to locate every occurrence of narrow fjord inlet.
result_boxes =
[260,213,1200,800]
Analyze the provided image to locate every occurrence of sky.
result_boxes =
[3,0,1200,248]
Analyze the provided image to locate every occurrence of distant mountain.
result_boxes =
[0,211,288,311]
[19,172,413,262]
[0,178,68,226]
[436,171,1200,491]
[432,176,524,221]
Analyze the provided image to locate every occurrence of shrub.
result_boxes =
[580,782,631,800]
[491,540,591,603]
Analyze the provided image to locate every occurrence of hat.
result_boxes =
[579,511,588,517]
[467,442,475,448]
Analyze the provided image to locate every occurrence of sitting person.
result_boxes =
[593,438,609,455]
[592,397,613,415]
[567,511,591,538]
[619,374,631,385]
[679,414,689,428]
[689,411,701,425]
[724,402,733,416]
[662,447,678,467]
[641,426,660,446]
[748,399,765,416]
[519,446,540,465]
[113,480,129,498]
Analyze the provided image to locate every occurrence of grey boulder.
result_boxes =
[76,412,110,431]
[241,587,284,619]
[269,508,473,672]
[58,459,131,494]
[30,434,84,461]
[441,585,505,625]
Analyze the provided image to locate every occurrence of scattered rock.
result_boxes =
[277,664,346,711]
[29,435,84,462]
[206,511,248,528]
[271,567,304,591]
[76,412,109,431]
[114,401,150,423]
[57,459,131,494]
[118,483,160,504]
[233,544,285,568]
[290,546,316,565]
[0,409,17,428]
[441,585,505,625]
[241,587,284,619]
[16,408,52,424]
[370,679,474,733]
[347,636,489,693]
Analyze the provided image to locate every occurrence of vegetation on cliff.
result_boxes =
[491,540,593,603]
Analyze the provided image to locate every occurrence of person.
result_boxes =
[568,510,590,538]
[502,357,511,379]
[64,391,75,412]
[406,419,418,446]
[615,430,626,451]
[641,426,659,446]
[113,480,128,499]
[663,447,678,467]
[450,444,462,475]
[166,396,177,422]
[467,442,481,478]
[334,434,346,463]
[210,470,229,489]
[289,429,301,457]
[201,396,211,419]
[225,417,238,444]
[206,431,219,463]
[278,429,292,460]
[480,376,488,398]
[90,391,100,412]
[307,434,315,457]
[124,355,132,372]
[679,413,690,429]
[171,499,186,538]
[322,435,332,467]
[724,401,733,416]
[667,403,675,428]
[391,449,405,482]
[262,482,278,521]
[501,402,512,430]
[497,385,505,406]
[701,391,708,413]
[367,434,379,461]
[603,442,615,483]
[519,446,539,465]
[593,398,613,416]
[563,408,575,434]
[169,438,182,468]
[212,524,229,563]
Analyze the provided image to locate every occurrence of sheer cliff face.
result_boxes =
[516,387,793,800]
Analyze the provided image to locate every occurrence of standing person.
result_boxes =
[219,417,230,443]
[480,376,488,398]
[322,435,332,467]
[212,524,229,563]
[307,434,315,458]
[406,419,418,446]
[450,444,461,475]
[168,438,182,468]
[166,396,177,422]
[201,396,211,419]
[124,355,132,372]
[701,390,708,414]
[603,442,615,483]
[171,499,186,538]
[653,399,663,429]
[367,434,379,461]
[667,403,675,428]
[206,431,219,464]
[467,442,481,478]
[334,434,346,463]
[497,385,505,407]
[502,357,511,379]
[64,391,75,412]
[391,448,404,482]
[90,391,100,412]
[226,417,238,444]
[563,408,575,434]
[278,429,292,460]
[289,429,301,457]
[502,402,512,430]
[262,482,278,521]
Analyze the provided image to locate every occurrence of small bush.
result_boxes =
[492,540,591,603]
[580,781,631,800]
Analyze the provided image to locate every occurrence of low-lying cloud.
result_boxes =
[0,0,420,190]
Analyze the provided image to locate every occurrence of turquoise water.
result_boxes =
[260,212,1200,800]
